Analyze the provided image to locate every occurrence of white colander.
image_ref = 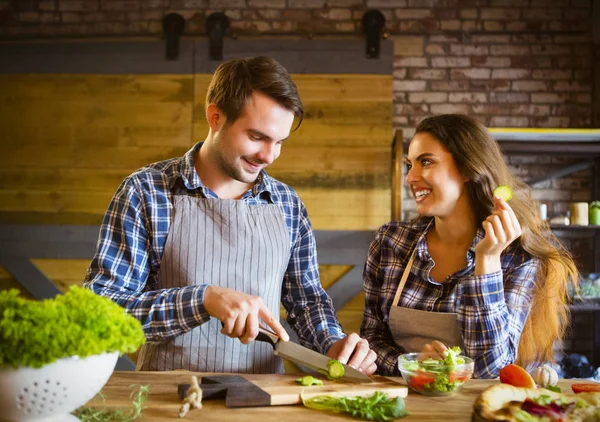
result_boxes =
[0,351,118,422]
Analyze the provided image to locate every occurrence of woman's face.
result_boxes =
[405,132,470,218]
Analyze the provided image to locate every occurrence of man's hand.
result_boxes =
[204,285,289,344]
[420,340,447,359]
[326,333,377,375]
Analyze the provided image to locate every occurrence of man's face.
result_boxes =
[211,91,295,184]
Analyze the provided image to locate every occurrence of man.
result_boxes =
[84,56,377,375]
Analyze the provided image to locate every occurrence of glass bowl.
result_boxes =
[398,352,474,396]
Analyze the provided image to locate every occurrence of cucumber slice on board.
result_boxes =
[493,185,513,202]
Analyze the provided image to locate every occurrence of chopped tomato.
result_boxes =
[571,383,600,394]
[408,371,436,390]
[449,372,470,383]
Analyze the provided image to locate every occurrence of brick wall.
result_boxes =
[0,0,596,236]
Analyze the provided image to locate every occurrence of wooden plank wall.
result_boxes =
[0,72,392,337]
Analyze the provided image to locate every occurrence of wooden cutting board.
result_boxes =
[178,373,408,408]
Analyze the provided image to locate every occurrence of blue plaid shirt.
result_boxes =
[84,142,344,354]
[360,218,538,379]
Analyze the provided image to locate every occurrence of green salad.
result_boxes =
[402,347,472,394]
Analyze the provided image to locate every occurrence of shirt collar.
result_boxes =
[172,141,276,202]
[414,218,485,260]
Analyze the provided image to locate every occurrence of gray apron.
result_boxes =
[389,249,465,352]
[137,195,290,373]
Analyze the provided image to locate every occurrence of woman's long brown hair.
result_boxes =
[415,114,579,367]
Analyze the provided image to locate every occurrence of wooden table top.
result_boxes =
[90,371,583,422]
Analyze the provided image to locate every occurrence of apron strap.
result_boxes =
[391,248,417,307]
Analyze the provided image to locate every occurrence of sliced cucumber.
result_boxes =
[326,359,345,380]
[493,185,513,202]
[295,375,323,386]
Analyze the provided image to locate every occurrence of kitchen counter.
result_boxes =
[87,371,585,421]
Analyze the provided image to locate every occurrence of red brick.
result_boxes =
[551,105,592,116]
[39,1,57,11]
[178,0,209,7]
[530,0,569,6]
[393,104,429,115]
[573,44,593,55]
[430,80,470,91]
[551,176,591,190]
[511,56,552,68]
[440,20,460,30]
[282,9,311,20]
[483,21,504,31]
[314,8,351,20]
[554,35,590,44]
[505,21,527,31]
[61,12,81,22]
[564,8,591,20]
[522,8,562,19]
[575,93,592,104]
[409,68,446,79]
[449,92,487,103]
[481,8,520,19]
[408,0,440,6]
[490,116,530,127]
[471,56,510,67]
[425,44,447,55]
[393,116,409,126]
[433,8,458,19]
[399,19,439,31]
[408,92,448,103]
[327,0,364,6]
[471,34,510,43]
[248,0,285,6]
[449,44,489,56]
[530,44,571,55]
[512,80,550,91]
[574,69,592,79]
[431,57,470,67]
[393,68,408,79]
[429,104,471,114]
[429,34,461,43]
[531,93,568,104]
[395,8,433,18]
[470,80,511,91]
[490,92,529,103]
[394,56,428,67]
[140,0,168,8]
[553,81,592,92]
[287,0,324,7]
[273,20,297,31]
[367,0,407,6]
[59,1,99,12]
[530,116,571,128]
[511,34,552,43]
[532,69,572,79]
[102,1,140,11]
[461,21,481,31]
[257,9,281,19]
[460,8,477,18]
[19,11,39,22]
[532,189,572,202]
[491,68,530,79]
[450,68,491,79]
[511,104,551,116]
[490,45,530,55]
[40,11,60,23]
[393,80,427,91]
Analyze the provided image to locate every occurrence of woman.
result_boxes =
[361,114,578,379]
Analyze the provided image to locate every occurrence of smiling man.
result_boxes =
[84,57,377,375]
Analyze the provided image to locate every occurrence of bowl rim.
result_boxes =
[397,352,475,369]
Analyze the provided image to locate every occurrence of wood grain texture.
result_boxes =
[86,372,584,421]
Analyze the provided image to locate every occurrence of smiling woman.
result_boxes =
[361,114,579,380]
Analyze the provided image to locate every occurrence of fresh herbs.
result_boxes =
[0,286,145,368]
[302,391,408,421]
[74,384,149,422]
[295,375,324,386]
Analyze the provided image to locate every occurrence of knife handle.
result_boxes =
[255,327,279,348]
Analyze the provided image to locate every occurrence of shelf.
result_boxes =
[550,224,600,231]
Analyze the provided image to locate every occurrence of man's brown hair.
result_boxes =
[206,56,304,130]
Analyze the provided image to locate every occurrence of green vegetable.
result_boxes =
[295,375,323,386]
[0,286,146,369]
[74,384,149,421]
[322,358,345,380]
[514,409,542,422]
[544,385,561,393]
[532,394,552,406]
[302,391,409,421]
[407,347,469,394]
[493,185,513,202]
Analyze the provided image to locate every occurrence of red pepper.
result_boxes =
[408,371,436,390]
[571,383,600,394]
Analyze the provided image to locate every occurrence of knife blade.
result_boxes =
[256,327,372,383]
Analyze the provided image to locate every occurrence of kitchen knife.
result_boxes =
[256,327,373,383]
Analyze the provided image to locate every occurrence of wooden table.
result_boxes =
[89,371,583,421]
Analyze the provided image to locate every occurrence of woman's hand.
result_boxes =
[474,196,522,275]
[327,333,378,375]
